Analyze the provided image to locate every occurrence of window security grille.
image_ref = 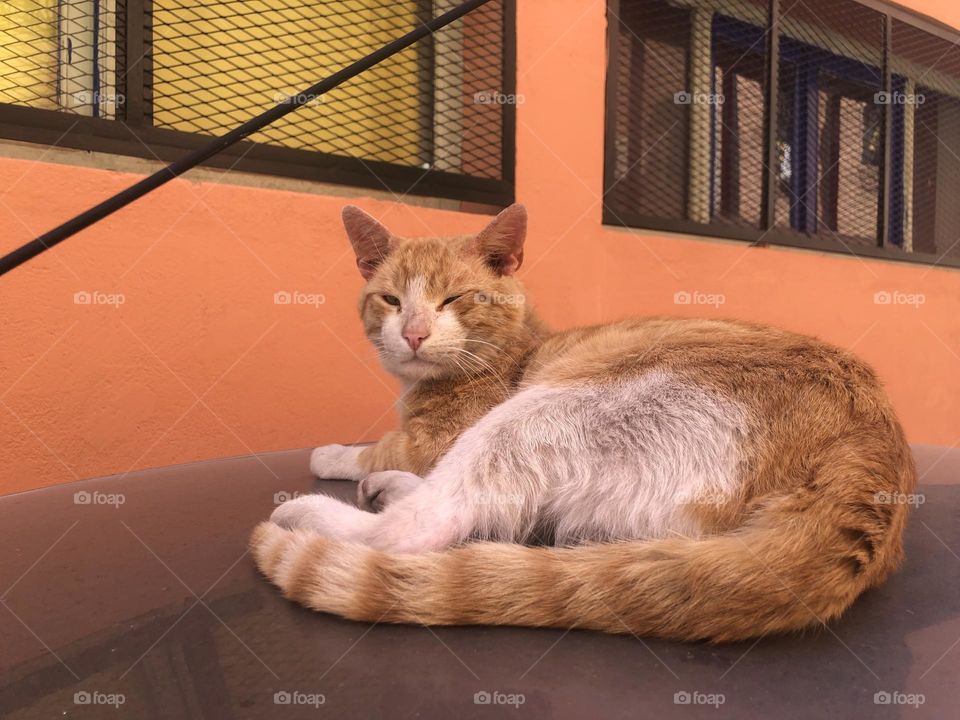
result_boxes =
[0,0,515,205]
[604,0,960,267]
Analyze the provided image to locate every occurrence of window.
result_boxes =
[604,0,960,268]
[892,19,960,260]
[0,0,515,205]
[773,0,885,248]
[0,0,119,117]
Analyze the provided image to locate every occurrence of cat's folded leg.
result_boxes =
[270,493,377,539]
[269,480,477,554]
[357,470,423,512]
[309,444,366,481]
[364,485,476,553]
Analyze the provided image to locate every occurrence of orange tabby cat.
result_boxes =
[252,204,915,642]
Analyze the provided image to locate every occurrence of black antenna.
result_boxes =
[0,0,492,278]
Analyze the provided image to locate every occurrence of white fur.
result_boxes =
[286,372,746,554]
[272,494,378,540]
[358,470,422,511]
[309,444,366,480]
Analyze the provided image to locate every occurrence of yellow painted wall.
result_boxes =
[151,0,424,164]
[0,0,57,108]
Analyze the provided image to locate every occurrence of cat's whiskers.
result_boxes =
[435,350,494,391]
[438,346,511,394]
[462,337,526,371]
[461,338,504,352]
[446,352,480,384]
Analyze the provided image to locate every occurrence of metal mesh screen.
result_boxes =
[607,0,690,223]
[708,0,768,229]
[144,0,505,179]
[774,0,885,248]
[0,0,508,188]
[0,0,120,117]
[892,20,960,260]
[605,0,960,265]
[605,0,769,230]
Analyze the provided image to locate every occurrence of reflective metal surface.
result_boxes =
[1,446,958,719]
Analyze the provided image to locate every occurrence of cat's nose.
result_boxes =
[404,330,429,351]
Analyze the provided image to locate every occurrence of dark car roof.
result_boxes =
[1,446,958,719]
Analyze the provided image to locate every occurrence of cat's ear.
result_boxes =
[342,205,394,280]
[473,203,527,276]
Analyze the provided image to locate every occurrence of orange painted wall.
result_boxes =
[2,0,959,495]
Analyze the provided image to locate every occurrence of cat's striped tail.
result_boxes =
[250,490,908,642]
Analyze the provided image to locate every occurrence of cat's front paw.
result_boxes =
[309,444,365,481]
[270,494,326,531]
[270,493,371,538]
[358,470,422,512]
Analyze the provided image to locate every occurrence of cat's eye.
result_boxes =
[440,294,463,307]
[382,294,401,307]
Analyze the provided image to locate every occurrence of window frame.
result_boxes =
[0,0,517,207]
[603,0,960,270]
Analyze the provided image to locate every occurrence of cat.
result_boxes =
[251,203,916,642]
